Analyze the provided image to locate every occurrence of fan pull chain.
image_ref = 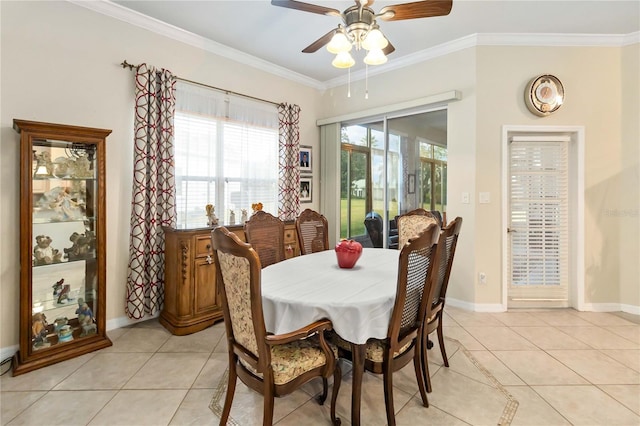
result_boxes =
[347,67,351,98]
[365,64,369,99]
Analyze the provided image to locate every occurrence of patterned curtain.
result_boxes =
[278,103,301,221]
[125,64,177,319]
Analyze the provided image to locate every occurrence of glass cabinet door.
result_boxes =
[14,119,112,376]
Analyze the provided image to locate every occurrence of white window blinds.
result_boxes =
[508,136,569,302]
[173,81,279,228]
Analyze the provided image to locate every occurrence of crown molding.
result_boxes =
[69,1,639,91]
[68,0,326,90]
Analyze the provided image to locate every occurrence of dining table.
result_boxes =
[261,247,400,426]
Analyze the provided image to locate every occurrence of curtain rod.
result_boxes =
[120,60,282,107]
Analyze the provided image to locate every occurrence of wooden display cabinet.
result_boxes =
[161,222,300,335]
[13,119,112,376]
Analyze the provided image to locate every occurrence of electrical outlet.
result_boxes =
[479,272,487,284]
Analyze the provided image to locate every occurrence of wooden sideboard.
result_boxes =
[161,222,300,335]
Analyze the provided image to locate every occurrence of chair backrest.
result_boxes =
[396,208,440,249]
[428,217,463,317]
[211,226,268,371]
[243,210,285,268]
[296,208,329,255]
[388,223,440,350]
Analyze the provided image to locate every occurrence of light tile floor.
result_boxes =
[2,308,639,425]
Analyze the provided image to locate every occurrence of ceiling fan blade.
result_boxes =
[383,41,395,56]
[378,0,452,21]
[302,28,336,53]
[271,0,341,17]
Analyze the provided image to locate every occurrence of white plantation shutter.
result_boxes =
[508,135,569,304]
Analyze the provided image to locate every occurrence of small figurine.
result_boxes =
[64,231,95,261]
[53,317,69,333]
[33,151,54,177]
[33,235,63,266]
[205,204,218,227]
[76,298,97,336]
[57,284,73,304]
[251,202,263,215]
[241,209,248,223]
[57,325,73,343]
[32,313,49,347]
[229,210,236,225]
[52,278,64,297]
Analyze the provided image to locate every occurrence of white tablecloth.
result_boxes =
[261,248,400,344]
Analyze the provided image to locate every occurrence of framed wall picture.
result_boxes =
[408,174,416,194]
[299,146,312,174]
[300,178,312,203]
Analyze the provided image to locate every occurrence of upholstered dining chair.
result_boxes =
[211,226,342,426]
[243,210,285,268]
[421,216,463,393]
[333,223,440,426]
[396,208,440,249]
[296,208,329,255]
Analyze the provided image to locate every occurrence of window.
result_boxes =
[173,81,279,228]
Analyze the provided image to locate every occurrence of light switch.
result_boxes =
[461,192,470,204]
[479,192,490,204]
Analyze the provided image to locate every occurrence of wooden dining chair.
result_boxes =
[296,208,329,255]
[211,226,342,426]
[333,223,440,426]
[396,208,440,249]
[243,210,285,268]
[421,216,463,393]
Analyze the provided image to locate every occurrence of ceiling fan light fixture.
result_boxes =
[364,48,387,65]
[361,25,388,51]
[326,30,352,54]
[332,51,355,68]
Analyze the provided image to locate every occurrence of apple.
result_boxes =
[335,239,363,269]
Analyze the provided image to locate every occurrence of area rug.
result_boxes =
[209,337,519,425]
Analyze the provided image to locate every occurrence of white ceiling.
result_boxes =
[108,0,639,85]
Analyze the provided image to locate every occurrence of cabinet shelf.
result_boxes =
[14,119,112,376]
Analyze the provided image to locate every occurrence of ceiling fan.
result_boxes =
[271,0,453,67]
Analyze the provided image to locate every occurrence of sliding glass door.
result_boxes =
[340,109,447,247]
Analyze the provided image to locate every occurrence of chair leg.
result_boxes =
[436,319,449,367]
[220,364,237,426]
[421,330,432,393]
[317,377,328,405]
[263,384,275,426]
[330,364,342,426]
[413,346,429,407]
[383,360,396,426]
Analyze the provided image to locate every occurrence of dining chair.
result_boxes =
[396,208,440,249]
[333,223,440,426]
[243,210,285,268]
[421,216,463,393]
[211,226,342,426]
[296,208,329,255]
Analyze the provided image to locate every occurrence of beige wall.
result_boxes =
[319,44,638,310]
[0,1,322,352]
[1,1,637,353]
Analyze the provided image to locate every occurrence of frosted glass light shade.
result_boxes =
[327,31,352,54]
[332,52,355,68]
[364,48,387,65]
[362,27,388,51]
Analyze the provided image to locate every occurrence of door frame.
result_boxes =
[501,125,585,310]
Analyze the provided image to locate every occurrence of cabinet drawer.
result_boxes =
[195,235,213,258]
[284,228,297,244]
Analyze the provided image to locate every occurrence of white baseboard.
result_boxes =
[580,303,640,315]
[106,312,160,331]
[446,297,506,312]
[1,345,18,364]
